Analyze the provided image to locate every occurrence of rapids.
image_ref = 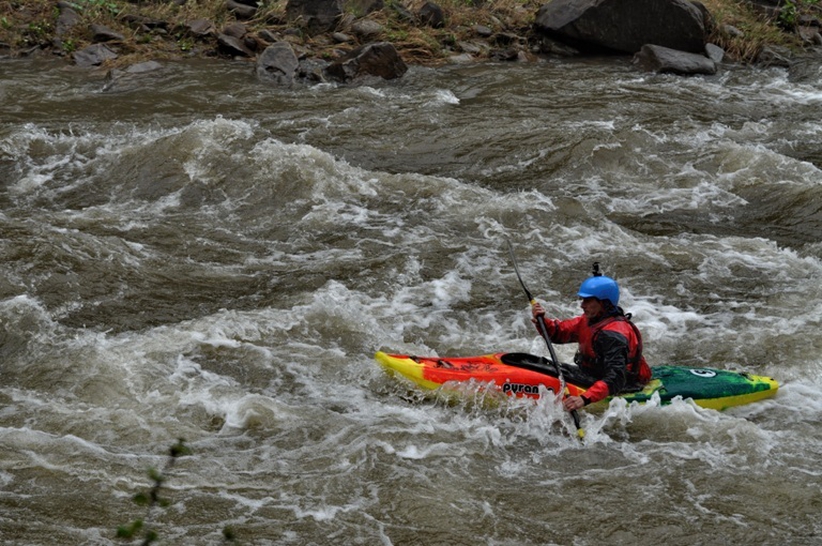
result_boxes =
[1,56,821,545]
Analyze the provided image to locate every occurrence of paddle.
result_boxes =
[506,239,585,440]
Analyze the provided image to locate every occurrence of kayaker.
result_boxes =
[531,271,651,412]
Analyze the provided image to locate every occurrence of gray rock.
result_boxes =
[757,45,792,68]
[226,0,257,19]
[633,43,716,75]
[91,24,125,43]
[331,32,354,43]
[535,0,707,54]
[350,19,384,41]
[74,43,118,67]
[222,23,248,39]
[324,41,408,82]
[258,29,281,43]
[256,42,299,85]
[56,5,81,37]
[473,25,493,37]
[722,24,744,38]
[705,43,724,63]
[217,33,254,57]
[186,19,216,38]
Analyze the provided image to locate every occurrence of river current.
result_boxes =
[1,56,821,545]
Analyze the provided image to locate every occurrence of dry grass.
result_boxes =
[701,0,803,61]
[0,0,811,65]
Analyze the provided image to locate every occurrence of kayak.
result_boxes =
[374,351,779,411]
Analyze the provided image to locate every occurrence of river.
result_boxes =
[1,56,821,545]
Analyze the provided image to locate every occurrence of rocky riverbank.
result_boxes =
[1,0,822,83]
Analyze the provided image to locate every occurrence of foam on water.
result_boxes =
[3,60,822,545]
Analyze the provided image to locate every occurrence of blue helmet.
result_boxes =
[577,275,619,307]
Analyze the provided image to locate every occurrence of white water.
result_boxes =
[1,58,821,545]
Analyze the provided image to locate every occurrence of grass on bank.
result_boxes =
[0,0,814,65]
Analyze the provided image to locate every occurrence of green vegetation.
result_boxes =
[778,0,820,28]
[116,439,237,545]
[0,0,816,66]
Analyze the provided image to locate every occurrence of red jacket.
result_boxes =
[538,313,651,404]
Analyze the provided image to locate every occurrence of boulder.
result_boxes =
[535,0,707,54]
[256,42,300,85]
[324,42,408,81]
[632,43,716,75]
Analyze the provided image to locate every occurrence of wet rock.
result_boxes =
[324,41,408,82]
[533,34,580,57]
[633,43,716,75]
[757,45,792,67]
[256,42,300,85]
[103,60,163,92]
[489,47,519,61]
[535,0,707,54]
[788,55,822,83]
[298,58,330,82]
[74,43,118,67]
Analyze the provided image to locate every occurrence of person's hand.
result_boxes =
[531,302,545,323]
[563,396,586,412]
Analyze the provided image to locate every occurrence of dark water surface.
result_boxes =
[1,57,821,545]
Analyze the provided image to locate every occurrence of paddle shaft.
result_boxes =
[506,240,584,436]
